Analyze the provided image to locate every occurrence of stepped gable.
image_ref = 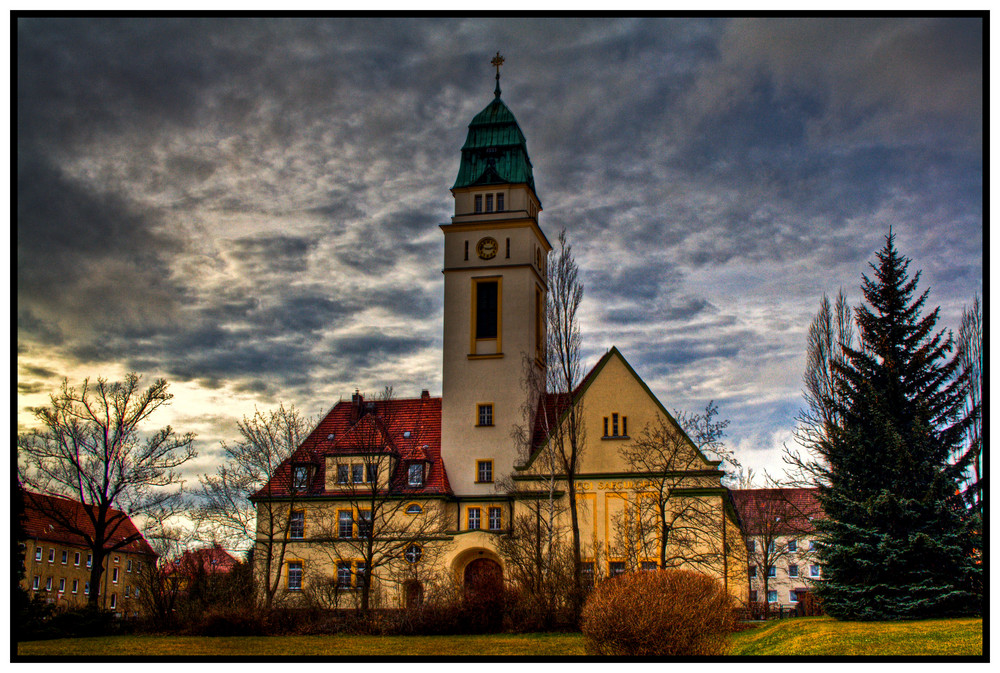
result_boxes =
[254,394,450,498]
[731,488,823,533]
[23,491,157,557]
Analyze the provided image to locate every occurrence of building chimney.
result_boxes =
[421,389,430,400]
[351,389,363,422]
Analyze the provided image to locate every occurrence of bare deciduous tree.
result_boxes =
[17,373,196,609]
[196,403,311,608]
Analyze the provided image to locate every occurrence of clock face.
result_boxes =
[476,237,499,260]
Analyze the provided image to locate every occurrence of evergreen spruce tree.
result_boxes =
[813,232,981,620]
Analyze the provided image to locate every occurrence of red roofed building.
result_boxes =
[252,64,749,610]
[731,488,825,610]
[21,491,158,615]
[163,544,240,592]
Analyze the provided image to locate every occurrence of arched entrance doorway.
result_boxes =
[461,556,504,629]
[463,557,502,595]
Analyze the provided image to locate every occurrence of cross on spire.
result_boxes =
[491,51,504,98]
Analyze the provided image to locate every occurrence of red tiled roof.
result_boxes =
[166,544,239,576]
[23,491,157,557]
[253,394,450,499]
[730,488,823,534]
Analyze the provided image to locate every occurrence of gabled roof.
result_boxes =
[23,491,157,557]
[253,394,450,499]
[165,544,239,576]
[731,488,823,534]
[522,346,714,471]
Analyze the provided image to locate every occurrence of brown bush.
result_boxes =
[580,569,736,656]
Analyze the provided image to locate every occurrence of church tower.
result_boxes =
[440,54,551,495]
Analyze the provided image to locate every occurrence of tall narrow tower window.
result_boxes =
[486,194,493,212]
[496,193,504,211]
[464,240,469,261]
[475,195,483,213]
[475,280,499,340]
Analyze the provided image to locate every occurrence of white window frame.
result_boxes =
[74,552,81,566]
[790,590,799,603]
[33,576,40,590]
[87,554,93,568]
[337,561,352,588]
[48,548,55,563]
[58,578,65,592]
[127,559,132,572]
[766,590,777,603]
[110,593,117,610]
[288,562,303,591]
[112,567,119,583]
[788,564,799,578]
[787,539,797,553]
[488,506,502,531]
[352,463,364,484]
[468,507,481,530]
[404,544,422,564]
[289,510,305,539]
[338,511,353,539]
[408,464,423,487]
[61,550,68,564]
[767,566,776,578]
[45,577,52,591]
[810,565,821,578]
[337,464,350,484]
[72,579,79,594]
[35,548,42,562]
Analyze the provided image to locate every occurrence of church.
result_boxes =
[252,58,748,610]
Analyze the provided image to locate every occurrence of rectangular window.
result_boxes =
[288,562,303,591]
[612,413,619,437]
[110,593,117,610]
[367,462,378,484]
[477,460,494,483]
[32,576,40,590]
[496,193,504,211]
[748,565,757,578]
[789,591,799,603]
[787,539,797,553]
[293,466,309,491]
[488,506,502,531]
[74,552,81,566]
[749,590,758,603]
[87,554,92,568]
[337,561,352,588]
[113,568,119,583]
[84,582,90,595]
[48,548,55,563]
[477,404,493,427]
[352,463,364,483]
[45,577,52,591]
[35,548,41,562]
[356,561,367,586]
[474,280,499,340]
[767,566,776,578]
[408,463,423,487]
[622,416,628,436]
[748,540,756,553]
[464,240,469,261]
[580,562,594,589]
[71,579,78,594]
[358,510,373,539]
[810,565,821,578]
[468,507,481,530]
[767,590,777,603]
[603,417,609,437]
[338,511,353,539]
[609,561,626,577]
[136,561,142,573]
[58,578,65,592]
[474,195,482,213]
[505,237,510,259]
[114,556,120,564]
[485,194,493,212]
[788,564,799,578]
[126,559,132,572]
[337,464,350,484]
[289,510,305,539]
[640,561,657,571]
[125,586,130,598]
[61,551,68,564]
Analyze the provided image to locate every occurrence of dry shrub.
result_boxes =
[580,569,735,656]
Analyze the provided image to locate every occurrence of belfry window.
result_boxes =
[603,414,629,438]
[474,280,499,340]
[496,193,504,211]
[486,194,493,212]
[475,195,483,213]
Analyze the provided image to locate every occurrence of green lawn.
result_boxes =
[17,617,982,657]
[16,632,586,657]
[728,616,983,656]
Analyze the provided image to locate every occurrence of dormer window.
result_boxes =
[293,465,310,492]
[408,463,424,487]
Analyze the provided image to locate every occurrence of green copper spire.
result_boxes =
[452,54,539,203]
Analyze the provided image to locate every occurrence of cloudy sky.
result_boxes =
[17,17,983,484]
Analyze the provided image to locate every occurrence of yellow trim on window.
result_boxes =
[470,276,503,354]
[475,459,494,483]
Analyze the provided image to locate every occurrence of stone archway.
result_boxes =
[462,557,504,629]
[463,557,502,595]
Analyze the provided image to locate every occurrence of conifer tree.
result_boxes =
[812,232,980,620]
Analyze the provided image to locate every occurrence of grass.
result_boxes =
[16,632,587,657]
[17,617,982,657]
[728,616,983,656]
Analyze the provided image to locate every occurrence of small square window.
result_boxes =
[288,562,303,591]
[114,556,120,564]
[408,464,423,487]
[767,566,776,578]
[787,539,798,553]
[404,544,422,564]
[468,507,481,530]
[61,551,68,564]
[337,464,350,484]
[767,590,777,603]
[488,506,502,531]
[789,590,799,603]
[788,564,799,578]
[810,565,821,578]
[74,552,81,566]
[290,510,305,539]
[34,548,41,562]
[477,404,493,427]
[477,460,493,483]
